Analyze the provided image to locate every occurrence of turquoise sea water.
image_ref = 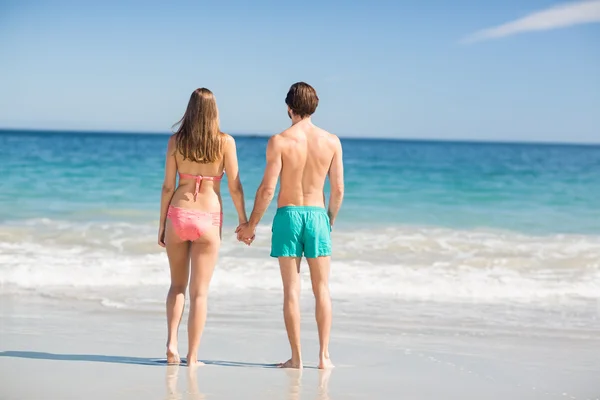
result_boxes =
[1,130,599,233]
[1,129,600,309]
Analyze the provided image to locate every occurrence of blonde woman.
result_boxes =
[158,88,248,366]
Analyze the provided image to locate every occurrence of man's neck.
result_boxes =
[291,116,311,126]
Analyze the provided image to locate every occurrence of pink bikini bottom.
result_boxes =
[167,206,223,241]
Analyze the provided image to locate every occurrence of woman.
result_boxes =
[158,88,248,367]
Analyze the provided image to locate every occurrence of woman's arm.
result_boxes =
[223,135,248,225]
[158,136,178,247]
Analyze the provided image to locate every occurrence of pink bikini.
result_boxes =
[168,172,224,241]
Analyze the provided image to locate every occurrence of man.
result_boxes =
[237,82,344,370]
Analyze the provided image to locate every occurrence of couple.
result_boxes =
[158,82,344,370]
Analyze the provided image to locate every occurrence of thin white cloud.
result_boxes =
[462,0,600,43]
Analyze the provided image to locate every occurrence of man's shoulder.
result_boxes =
[277,124,297,137]
[315,127,340,147]
[269,131,294,146]
[268,132,282,143]
[266,133,287,153]
[326,130,340,143]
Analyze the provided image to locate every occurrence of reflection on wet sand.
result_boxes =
[187,366,206,400]
[165,363,332,399]
[165,365,179,400]
[285,367,333,400]
[285,369,302,400]
[318,369,332,400]
[165,365,205,400]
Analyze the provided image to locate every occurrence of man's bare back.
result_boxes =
[274,120,340,209]
[237,82,344,370]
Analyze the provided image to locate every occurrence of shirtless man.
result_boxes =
[236,82,344,370]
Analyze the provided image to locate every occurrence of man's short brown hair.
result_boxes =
[285,82,319,118]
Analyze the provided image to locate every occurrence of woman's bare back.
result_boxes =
[169,134,227,212]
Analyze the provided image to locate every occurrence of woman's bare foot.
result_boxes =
[318,357,334,369]
[166,345,180,365]
[277,358,303,369]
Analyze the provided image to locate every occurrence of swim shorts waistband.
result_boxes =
[276,206,327,213]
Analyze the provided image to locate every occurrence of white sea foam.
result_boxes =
[1,219,599,308]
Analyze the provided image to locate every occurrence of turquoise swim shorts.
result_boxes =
[270,206,332,258]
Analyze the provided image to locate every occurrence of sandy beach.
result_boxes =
[1,293,599,399]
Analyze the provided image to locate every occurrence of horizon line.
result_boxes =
[1,127,599,147]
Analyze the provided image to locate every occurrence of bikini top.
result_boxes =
[179,172,224,200]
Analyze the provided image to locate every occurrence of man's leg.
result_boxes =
[278,256,303,369]
[307,256,334,369]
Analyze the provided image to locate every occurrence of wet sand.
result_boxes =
[1,295,599,399]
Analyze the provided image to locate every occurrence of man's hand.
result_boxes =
[235,222,256,246]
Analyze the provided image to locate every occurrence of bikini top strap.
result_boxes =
[178,172,223,200]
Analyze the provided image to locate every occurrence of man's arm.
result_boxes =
[327,137,344,227]
[248,136,283,228]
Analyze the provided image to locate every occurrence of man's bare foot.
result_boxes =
[166,345,180,365]
[186,356,205,369]
[277,358,303,369]
[318,357,334,369]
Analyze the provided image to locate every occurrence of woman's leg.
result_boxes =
[186,227,220,367]
[165,219,190,364]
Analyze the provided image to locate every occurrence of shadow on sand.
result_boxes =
[0,351,279,369]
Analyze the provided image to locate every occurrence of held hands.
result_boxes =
[235,222,256,246]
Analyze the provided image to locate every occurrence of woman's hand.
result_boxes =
[235,222,255,246]
[158,226,166,247]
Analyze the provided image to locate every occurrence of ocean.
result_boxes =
[1,129,600,332]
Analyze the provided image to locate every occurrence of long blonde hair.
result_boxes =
[173,88,223,163]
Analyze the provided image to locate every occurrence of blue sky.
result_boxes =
[1,0,599,142]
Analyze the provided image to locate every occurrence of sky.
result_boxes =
[0,0,599,143]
